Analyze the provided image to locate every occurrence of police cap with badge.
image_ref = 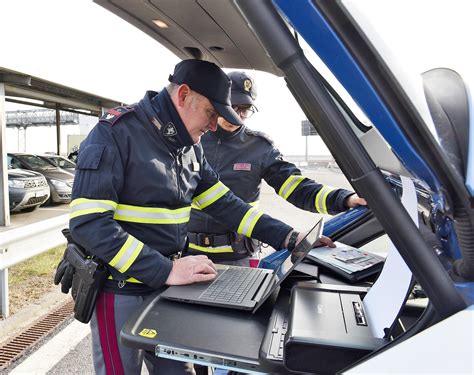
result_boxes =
[169,59,243,126]
[227,71,258,109]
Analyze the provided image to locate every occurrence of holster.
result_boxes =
[61,229,108,323]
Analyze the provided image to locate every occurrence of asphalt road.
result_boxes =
[6,168,381,374]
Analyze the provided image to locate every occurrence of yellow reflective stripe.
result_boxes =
[278,175,305,200]
[192,199,259,211]
[114,204,191,224]
[107,275,143,283]
[237,207,263,237]
[192,182,230,209]
[188,243,234,253]
[109,235,144,273]
[69,198,117,219]
[315,186,335,214]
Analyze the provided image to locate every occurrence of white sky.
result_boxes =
[1,0,473,156]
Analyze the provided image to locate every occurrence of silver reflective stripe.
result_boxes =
[70,201,116,213]
[113,237,141,270]
[315,186,334,214]
[193,182,229,209]
[114,207,190,221]
[238,208,262,237]
[279,175,305,200]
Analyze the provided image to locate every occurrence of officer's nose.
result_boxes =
[209,118,218,132]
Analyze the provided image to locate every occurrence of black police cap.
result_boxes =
[169,59,243,126]
[228,71,258,109]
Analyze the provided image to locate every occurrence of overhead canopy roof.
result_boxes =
[0,66,123,116]
[94,0,283,76]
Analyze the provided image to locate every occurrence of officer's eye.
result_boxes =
[206,109,218,121]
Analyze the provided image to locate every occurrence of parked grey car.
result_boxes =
[38,154,76,175]
[8,153,74,205]
[8,157,50,212]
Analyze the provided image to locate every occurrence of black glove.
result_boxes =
[54,256,75,294]
[54,228,77,294]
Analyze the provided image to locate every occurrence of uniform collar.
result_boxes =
[139,89,194,150]
[212,124,245,140]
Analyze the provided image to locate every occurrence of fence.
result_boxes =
[0,214,68,318]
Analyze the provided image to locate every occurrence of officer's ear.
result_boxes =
[176,84,192,108]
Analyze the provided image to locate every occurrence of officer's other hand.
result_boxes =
[53,258,75,294]
[314,235,335,248]
[346,194,367,208]
[166,255,218,285]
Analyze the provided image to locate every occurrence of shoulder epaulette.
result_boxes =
[244,128,275,146]
[100,106,135,126]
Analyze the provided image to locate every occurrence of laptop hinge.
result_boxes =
[251,273,274,302]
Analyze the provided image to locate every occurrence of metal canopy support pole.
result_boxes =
[0,268,9,318]
[56,104,61,155]
[305,136,308,164]
[0,82,10,227]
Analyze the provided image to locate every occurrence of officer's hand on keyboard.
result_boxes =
[165,255,218,285]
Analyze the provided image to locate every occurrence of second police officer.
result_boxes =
[187,71,367,266]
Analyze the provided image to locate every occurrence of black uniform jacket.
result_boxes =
[187,125,353,260]
[69,90,292,294]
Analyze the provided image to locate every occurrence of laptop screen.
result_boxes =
[252,218,323,313]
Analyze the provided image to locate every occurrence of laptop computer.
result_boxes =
[160,218,323,313]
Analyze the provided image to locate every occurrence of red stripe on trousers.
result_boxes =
[96,292,125,375]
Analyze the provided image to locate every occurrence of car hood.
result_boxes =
[39,169,75,182]
[8,168,44,179]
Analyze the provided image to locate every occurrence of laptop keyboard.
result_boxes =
[199,267,263,303]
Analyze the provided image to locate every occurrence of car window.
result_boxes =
[7,155,13,169]
[57,157,75,168]
[301,39,373,133]
[8,156,22,169]
[15,154,56,170]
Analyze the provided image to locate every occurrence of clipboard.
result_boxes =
[306,242,385,282]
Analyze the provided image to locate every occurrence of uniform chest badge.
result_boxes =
[163,122,177,137]
[233,163,252,171]
[192,162,200,172]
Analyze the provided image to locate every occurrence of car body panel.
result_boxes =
[274,0,442,194]
[38,155,76,175]
[8,153,74,204]
[7,168,50,212]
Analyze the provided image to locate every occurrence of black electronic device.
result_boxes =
[284,282,388,374]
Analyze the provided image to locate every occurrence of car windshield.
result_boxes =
[54,157,75,169]
[16,154,57,170]
[7,155,13,170]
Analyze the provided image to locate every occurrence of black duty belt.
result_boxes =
[188,232,233,247]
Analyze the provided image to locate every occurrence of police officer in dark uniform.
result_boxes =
[187,71,366,266]
[66,61,308,374]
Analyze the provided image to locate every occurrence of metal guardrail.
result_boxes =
[0,214,68,318]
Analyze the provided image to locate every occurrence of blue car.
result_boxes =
[95,1,473,373]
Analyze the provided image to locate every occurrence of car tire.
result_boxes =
[21,205,39,213]
[43,196,53,206]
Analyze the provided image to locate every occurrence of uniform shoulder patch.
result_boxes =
[244,128,275,146]
[100,106,135,126]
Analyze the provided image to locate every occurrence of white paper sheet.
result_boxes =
[363,176,417,338]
